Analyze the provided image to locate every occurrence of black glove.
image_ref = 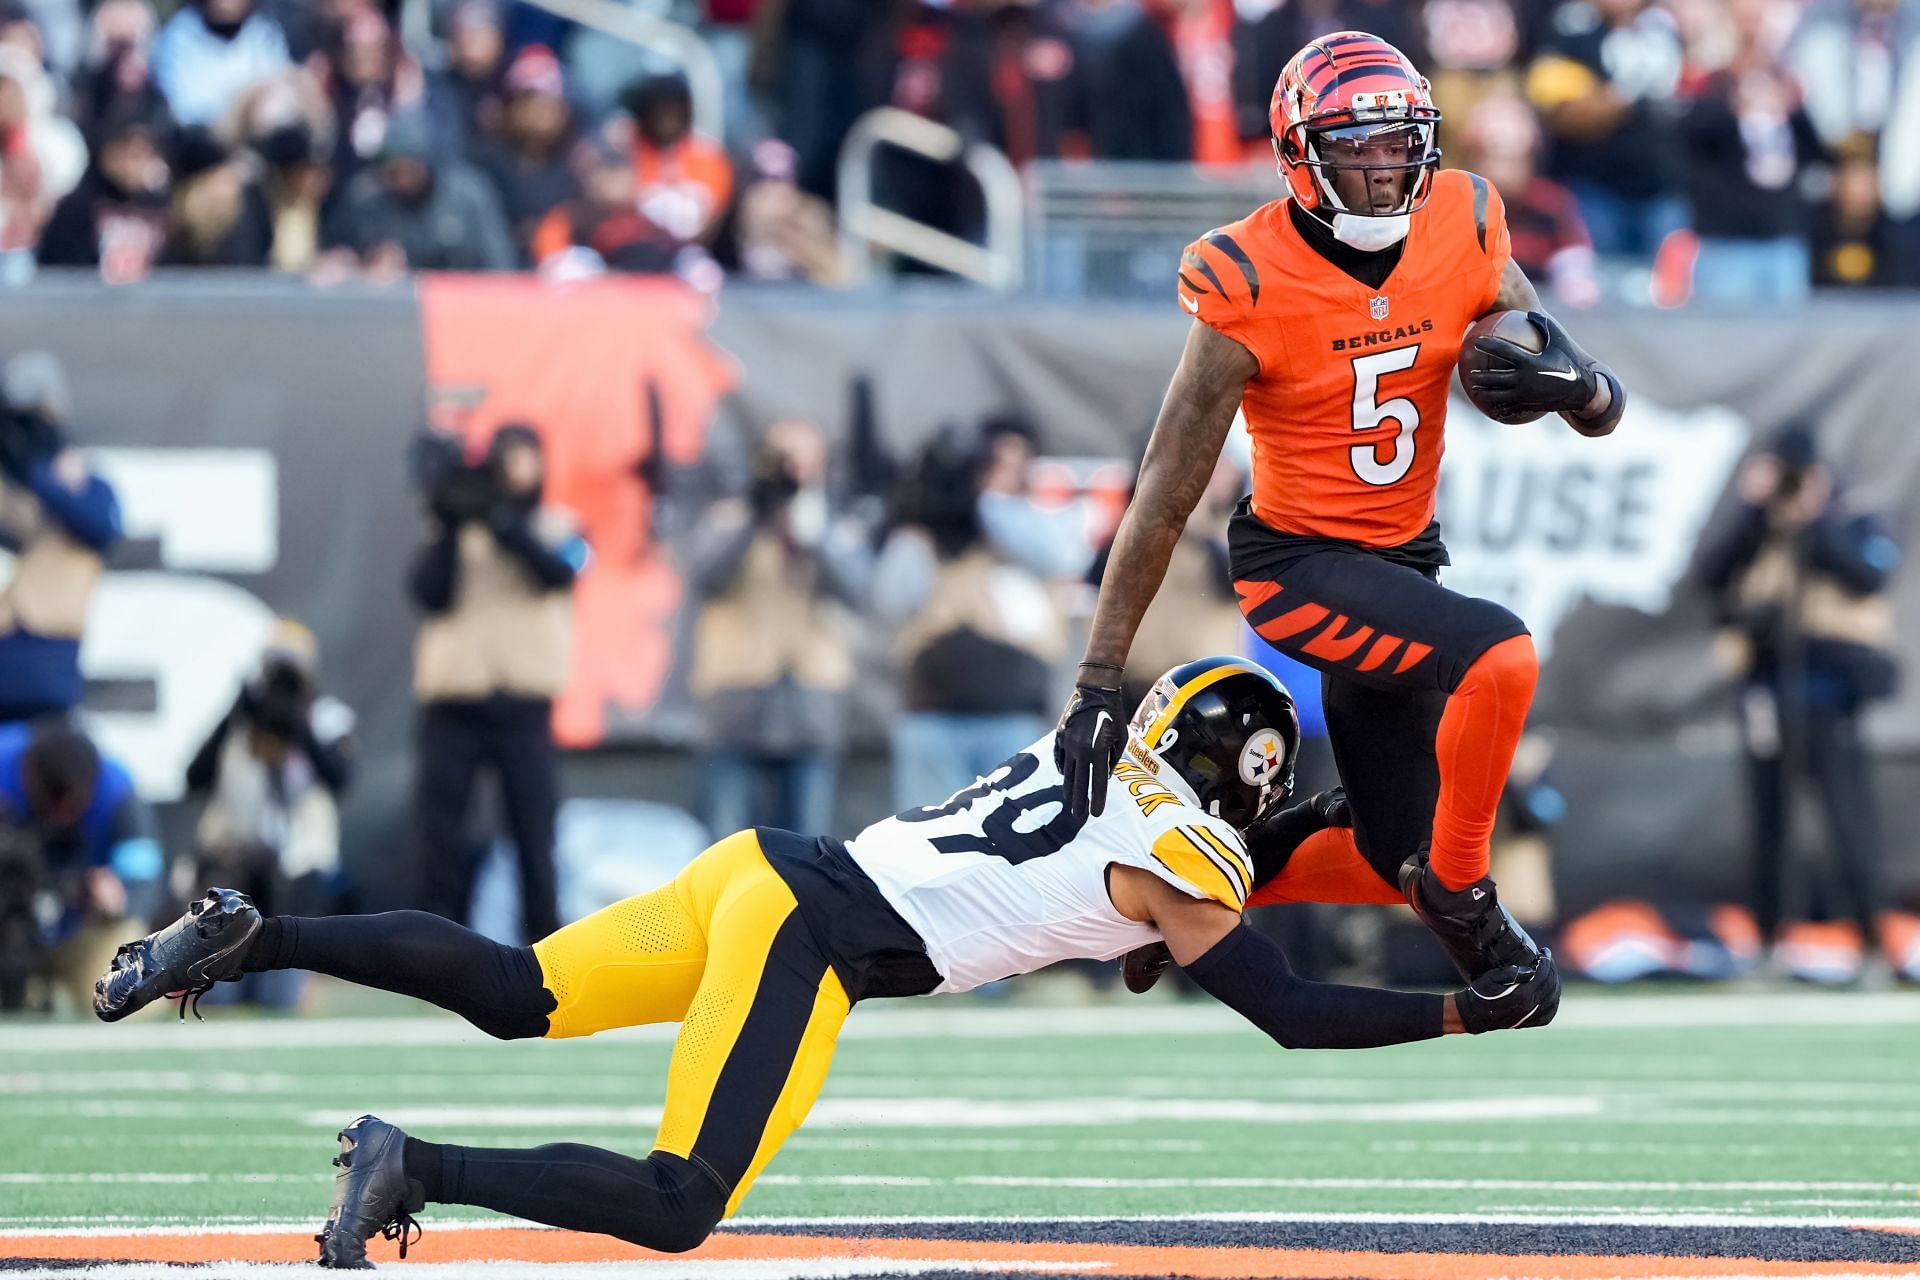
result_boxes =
[1454,947,1561,1034]
[1054,677,1128,821]
[1464,310,1602,419]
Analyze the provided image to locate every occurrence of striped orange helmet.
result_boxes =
[1269,32,1442,218]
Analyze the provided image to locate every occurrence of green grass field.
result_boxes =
[5,982,1920,1239]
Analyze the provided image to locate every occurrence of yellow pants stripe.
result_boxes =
[530,829,850,1214]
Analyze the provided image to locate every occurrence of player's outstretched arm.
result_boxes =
[1110,865,1558,1046]
[1471,259,1625,439]
[1057,322,1257,820]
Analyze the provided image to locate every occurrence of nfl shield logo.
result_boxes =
[1369,295,1390,320]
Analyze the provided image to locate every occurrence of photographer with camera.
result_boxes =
[409,423,585,944]
[0,352,124,726]
[1699,424,1901,983]
[182,620,355,1007]
[0,719,159,1013]
[686,416,870,836]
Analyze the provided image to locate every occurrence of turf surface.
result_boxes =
[3,984,1918,1239]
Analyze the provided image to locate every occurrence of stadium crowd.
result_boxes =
[0,0,1912,293]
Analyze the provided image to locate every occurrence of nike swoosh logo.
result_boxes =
[1540,366,1580,381]
[1093,710,1113,738]
[1181,294,1199,314]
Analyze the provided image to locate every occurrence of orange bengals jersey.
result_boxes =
[1178,169,1510,547]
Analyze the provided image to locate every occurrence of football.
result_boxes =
[1459,309,1548,425]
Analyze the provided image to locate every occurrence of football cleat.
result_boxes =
[317,1115,424,1269]
[1399,844,1542,982]
[94,888,261,1023]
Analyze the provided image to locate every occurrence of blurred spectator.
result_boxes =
[428,0,509,152]
[37,106,167,277]
[1528,0,1686,260]
[759,0,892,199]
[74,0,171,148]
[0,353,120,725]
[3,0,81,92]
[226,76,333,272]
[410,424,586,943]
[0,43,86,262]
[0,719,159,1014]
[1462,93,1599,307]
[1812,133,1919,286]
[974,413,1089,582]
[874,428,1066,810]
[1698,425,1900,979]
[1789,0,1920,269]
[322,107,515,273]
[729,137,843,283]
[1070,0,1191,160]
[183,619,353,1006]
[531,123,674,276]
[312,7,426,197]
[1422,0,1534,150]
[467,45,577,263]
[686,417,869,836]
[1676,0,1823,304]
[152,0,292,128]
[624,70,733,250]
[159,126,273,267]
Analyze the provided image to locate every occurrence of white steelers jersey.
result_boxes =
[842,732,1254,994]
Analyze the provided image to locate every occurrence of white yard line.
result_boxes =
[289,1095,1601,1131]
[8,992,1920,1055]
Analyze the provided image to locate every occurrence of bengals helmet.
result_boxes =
[1269,32,1442,220]
[1129,656,1301,832]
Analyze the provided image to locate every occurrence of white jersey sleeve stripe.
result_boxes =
[1183,827,1250,902]
[1193,826,1254,898]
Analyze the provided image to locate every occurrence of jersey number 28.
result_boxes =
[1349,345,1421,487]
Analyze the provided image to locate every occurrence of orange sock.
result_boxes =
[1430,634,1537,891]
[1247,828,1404,907]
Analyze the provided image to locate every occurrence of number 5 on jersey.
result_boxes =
[1349,345,1421,487]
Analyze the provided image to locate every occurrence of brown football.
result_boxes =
[1458,310,1547,425]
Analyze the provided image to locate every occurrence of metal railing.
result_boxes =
[835,108,1025,292]
[1024,160,1277,297]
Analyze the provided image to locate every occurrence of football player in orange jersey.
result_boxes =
[1058,32,1626,985]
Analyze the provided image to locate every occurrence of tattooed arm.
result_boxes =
[1055,319,1257,819]
[1085,320,1258,670]
[1474,258,1622,437]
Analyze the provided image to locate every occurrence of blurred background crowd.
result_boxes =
[0,0,1914,296]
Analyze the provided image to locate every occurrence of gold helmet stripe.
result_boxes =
[1141,658,1265,748]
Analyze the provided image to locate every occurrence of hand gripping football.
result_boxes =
[1458,310,1548,425]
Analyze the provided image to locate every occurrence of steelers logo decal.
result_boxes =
[1240,729,1285,788]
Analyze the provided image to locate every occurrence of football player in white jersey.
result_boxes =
[95,655,1559,1268]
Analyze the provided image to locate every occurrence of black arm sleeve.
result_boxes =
[408,526,461,614]
[1184,924,1445,1049]
[1245,799,1333,892]
[492,520,578,590]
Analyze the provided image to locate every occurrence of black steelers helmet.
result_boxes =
[1128,655,1301,831]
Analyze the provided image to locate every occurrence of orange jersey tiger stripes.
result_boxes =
[1178,170,1510,547]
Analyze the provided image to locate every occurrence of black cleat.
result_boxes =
[1399,844,1542,982]
[317,1115,424,1269]
[94,888,261,1023]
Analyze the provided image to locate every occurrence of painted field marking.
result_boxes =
[10,992,1920,1055]
[291,1094,1602,1130]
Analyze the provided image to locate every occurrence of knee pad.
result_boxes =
[639,1153,728,1254]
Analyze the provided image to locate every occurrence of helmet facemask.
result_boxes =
[1277,92,1441,252]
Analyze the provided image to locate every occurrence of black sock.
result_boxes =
[237,911,554,1040]
[403,1138,445,1202]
